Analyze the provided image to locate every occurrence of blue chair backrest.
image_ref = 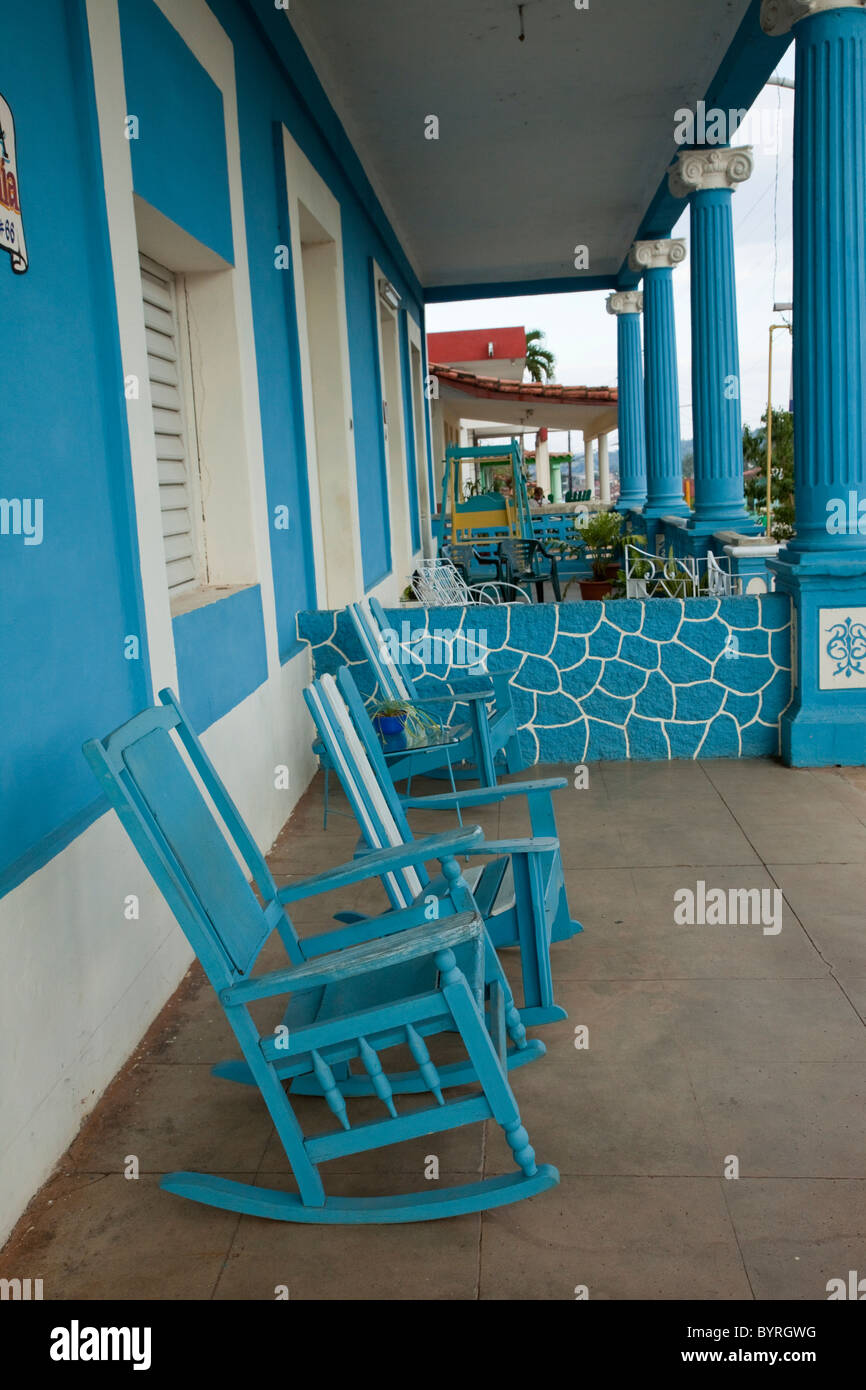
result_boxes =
[83,690,297,991]
[304,673,428,911]
[348,598,419,702]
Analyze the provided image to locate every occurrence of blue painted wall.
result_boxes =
[299,597,794,762]
[210,0,427,594]
[118,0,234,263]
[1,0,430,896]
[0,0,150,894]
[172,585,268,731]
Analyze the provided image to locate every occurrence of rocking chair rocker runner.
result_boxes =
[83,692,558,1223]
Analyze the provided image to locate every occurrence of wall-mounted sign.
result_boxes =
[0,92,28,274]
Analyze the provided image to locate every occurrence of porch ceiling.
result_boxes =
[286,0,783,297]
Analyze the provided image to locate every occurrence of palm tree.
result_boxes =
[524,329,556,383]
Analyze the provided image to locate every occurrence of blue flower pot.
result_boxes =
[373,713,407,736]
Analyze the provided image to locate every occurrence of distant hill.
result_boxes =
[568,439,694,479]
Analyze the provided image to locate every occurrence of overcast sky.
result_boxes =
[427,44,796,456]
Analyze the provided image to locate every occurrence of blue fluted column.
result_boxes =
[606,290,647,511]
[764,0,866,563]
[628,239,690,520]
[760,0,866,766]
[669,147,759,547]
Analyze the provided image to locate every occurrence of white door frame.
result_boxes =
[282,126,363,608]
[406,313,435,558]
[371,259,415,592]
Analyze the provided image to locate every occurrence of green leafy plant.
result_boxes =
[743,407,794,540]
[370,698,442,745]
[577,510,626,579]
[524,329,556,383]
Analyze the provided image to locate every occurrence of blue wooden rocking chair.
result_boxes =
[82,692,558,1223]
[304,669,582,1029]
[347,595,525,787]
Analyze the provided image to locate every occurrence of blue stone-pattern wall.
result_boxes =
[298,597,794,762]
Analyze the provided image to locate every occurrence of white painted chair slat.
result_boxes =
[307,683,411,909]
[358,599,410,700]
[319,675,424,901]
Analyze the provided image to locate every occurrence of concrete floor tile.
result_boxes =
[267,831,365,877]
[523,979,685,1067]
[480,1176,750,1300]
[0,1172,237,1300]
[214,1171,482,1300]
[836,974,866,1024]
[689,1062,866,1177]
[724,1178,866,1300]
[485,1055,716,1177]
[770,864,866,976]
[558,869,826,980]
[735,817,866,865]
[664,978,866,1063]
[138,962,237,1066]
[65,1063,273,1175]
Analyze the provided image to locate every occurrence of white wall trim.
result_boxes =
[150,0,280,674]
[85,0,177,696]
[405,312,434,559]
[280,125,364,607]
[371,258,416,596]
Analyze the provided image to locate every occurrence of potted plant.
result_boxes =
[370,698,441,748]
[576,510,625,599]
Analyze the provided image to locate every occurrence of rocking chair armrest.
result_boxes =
[460,837,560,857]
[275,826,485,903]
[222,913,484,1006]
[409,689,495,706]
[445,670,517,694]
[401,776,568,810]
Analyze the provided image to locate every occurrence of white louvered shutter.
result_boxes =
[139,254,201,594]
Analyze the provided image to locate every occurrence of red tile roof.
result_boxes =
[430,363,617,404]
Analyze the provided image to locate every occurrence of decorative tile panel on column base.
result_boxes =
[771,557,866,765]
[820,607,866,688]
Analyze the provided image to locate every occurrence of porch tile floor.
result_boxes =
[3,759,866,1300]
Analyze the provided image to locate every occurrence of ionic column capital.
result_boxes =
[761,0,865,37]
[606,290,644,316]
[669,147,754,199]
[628,238,687,273]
